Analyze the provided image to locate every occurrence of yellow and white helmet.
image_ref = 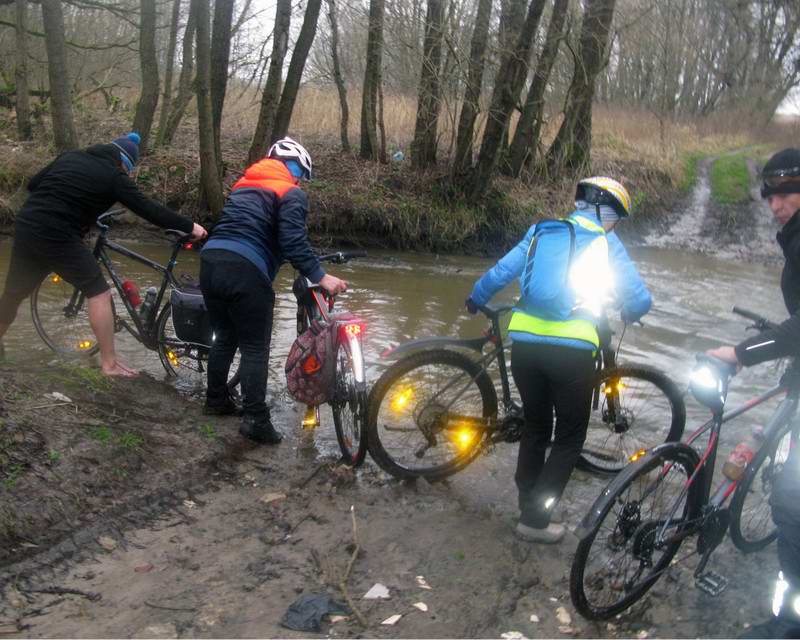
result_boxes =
[576,177,632,219]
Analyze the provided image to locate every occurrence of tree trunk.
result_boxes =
[155,0,181,147]
[507,0,569,177]
[452,0,492,174]
[466,0,547,198]
[132,0,160,154]
[327,0,350,152]
[14,0,31,140]
[360,0,384,160]
[410,0,445,169]
[41,0,78,151]
[160,3,196,147]
[272,0,323,142]
[210,0,235,172]
[546,0,616,174]
[247,0,291,164]
[192,0,224,216]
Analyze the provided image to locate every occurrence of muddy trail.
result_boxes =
[0,152,787,639]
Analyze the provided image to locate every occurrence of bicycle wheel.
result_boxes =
[367,349,498,481]
[729,424,793,553]
[31,276,106,356]
[578,366,686,474]
[571,445,701,620]
[331,340,368,466]
[155,304,209,386]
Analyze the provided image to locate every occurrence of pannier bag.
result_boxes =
[285,319,337,405]
[170,287,213,346]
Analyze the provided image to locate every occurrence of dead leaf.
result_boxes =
[183,499,197,509]
[135,563,154,573]
[363,583,390,599]
[381,614,402,626]
[329,615,349,624]
[637,631,649,639]
[260,492,287,505]
[98,535,117,551]
[501,632,528,640]
[45,392,72,403]
[556,607,572,625]
[415,575,432,590]
[559,626,575,634]
[412,602,428,612]
[530,614,540,623]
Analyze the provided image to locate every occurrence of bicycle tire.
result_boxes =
[729,422,792,553]
[577,365,686,474]
[571,445,701,620]
[367,349,498,481]
[31,277,105,356]
[331,340,368,466]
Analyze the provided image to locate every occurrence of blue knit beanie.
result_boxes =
[111,132,141,172]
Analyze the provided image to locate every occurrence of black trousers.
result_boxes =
[199,250,274,420]
[511,340,596,528]
[772,442,800,589]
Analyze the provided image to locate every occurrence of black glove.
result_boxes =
[465,297,479,315]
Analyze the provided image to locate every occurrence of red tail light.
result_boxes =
[342,323,364,337]
[183,242,194,250]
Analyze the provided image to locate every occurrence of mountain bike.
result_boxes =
[284,251,369,466]
[570,307,798,620]
[31,209,211,382]
[366,302,686,481]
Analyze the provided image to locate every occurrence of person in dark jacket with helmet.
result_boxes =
[708,148,800,639]
[200,137,347,445]
[0,133,207,376]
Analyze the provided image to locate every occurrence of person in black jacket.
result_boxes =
[200,137,347,445]
[708,148,800,639]
[0,133,207,376]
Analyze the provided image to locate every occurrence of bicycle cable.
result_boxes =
[615,322,628,361]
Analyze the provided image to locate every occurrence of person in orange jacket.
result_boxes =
[199,137,347,444]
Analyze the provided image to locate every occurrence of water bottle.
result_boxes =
[122,280,142,307]
[722,429,764,481]
[139,287,158,324]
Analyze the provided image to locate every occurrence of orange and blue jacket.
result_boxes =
[203,158,324,283]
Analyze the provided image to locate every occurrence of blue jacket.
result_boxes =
[202,159,324,284]
[470,210,652,349]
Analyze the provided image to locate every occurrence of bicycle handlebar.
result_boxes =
[96,208,127,229]
[317,250,367,264]
[732,306,779,332]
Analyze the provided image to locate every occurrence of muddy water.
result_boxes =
[0,234,790,509]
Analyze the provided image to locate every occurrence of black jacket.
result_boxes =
[736,209,800,366]
[16,144,192,238]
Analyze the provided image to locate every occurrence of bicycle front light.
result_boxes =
[689,365,727,413]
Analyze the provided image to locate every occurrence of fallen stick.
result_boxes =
[297,463,327,488]
[144,601,197,613]
[22,586,100,602]
[338,505,367,628]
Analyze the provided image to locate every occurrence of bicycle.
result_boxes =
[570,307,798,620]
[283,251,369,466]
[31,210,211,381]
[366,302,686,482]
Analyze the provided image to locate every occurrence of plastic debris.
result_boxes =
[556,607,572,625]
[280,593,350,632]
[260,492,287,504]
[98,535,117,551]
[549,597,558,602]
[412,602,428,612]
[363,583,391,599]
[530,614,540,623]
[382,614,402,625]
[392,151,405,162]
[416,575,432,590]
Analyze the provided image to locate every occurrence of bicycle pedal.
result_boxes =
[695,571,728,596]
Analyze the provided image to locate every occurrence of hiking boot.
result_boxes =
[203,396,243,416]
[240,415,283,445]
[515,521,566,544]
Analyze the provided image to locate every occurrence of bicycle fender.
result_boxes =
[574,442,703,540]
[380,335,489,359]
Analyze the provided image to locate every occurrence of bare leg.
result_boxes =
[87,290,138,377]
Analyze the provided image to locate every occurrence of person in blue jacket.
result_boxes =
[467,177,652,543]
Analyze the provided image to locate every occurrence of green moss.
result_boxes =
[710,155,751,205]
[680,153,702,193]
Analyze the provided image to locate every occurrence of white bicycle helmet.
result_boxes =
[267,136,313,180]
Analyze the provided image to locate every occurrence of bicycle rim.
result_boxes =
[730,426,792,552]
[331,341,367,466]
[31,276,102,356]
[579,367,686,474]
[571,449,696,619]
[368,349,496,480]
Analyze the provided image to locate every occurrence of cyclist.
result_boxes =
[200,137,347,445]
[467,177,651,543]
[707,148,800,638]
[0,132,207,376]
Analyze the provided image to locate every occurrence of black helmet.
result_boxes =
[761,148,800,198]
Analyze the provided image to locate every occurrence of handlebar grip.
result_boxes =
[732,306,764,322]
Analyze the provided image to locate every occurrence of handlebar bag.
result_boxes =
[170,287,213,347]
[285,319,337,405]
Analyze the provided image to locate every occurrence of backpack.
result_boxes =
[170,286,213,346]
[519,218,609,321]
[285,319,338,405]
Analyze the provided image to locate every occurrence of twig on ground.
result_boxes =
[21,586,100,602]
[297,463,327,488]
[144,601,197,613]
[338,505,367,628]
